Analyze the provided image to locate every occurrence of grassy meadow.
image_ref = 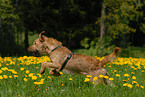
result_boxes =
[0,55,145,97]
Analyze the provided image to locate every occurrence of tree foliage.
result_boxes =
[104,0,143,45]
[0,0,19,56]
[0,0,145,56]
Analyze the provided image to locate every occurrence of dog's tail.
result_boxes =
[99,47,121,67]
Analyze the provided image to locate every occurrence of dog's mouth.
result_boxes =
[33,50,40,57]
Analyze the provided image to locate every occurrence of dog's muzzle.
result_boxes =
[33,50,40,57]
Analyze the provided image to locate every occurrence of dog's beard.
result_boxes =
[33,50,40,57]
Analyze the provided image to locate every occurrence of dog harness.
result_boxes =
[50,46,75,71]
[59,52,75,71]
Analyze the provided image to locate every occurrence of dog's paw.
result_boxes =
[53,72,60,77]
[41,70,45,75]
[49,69,60,77]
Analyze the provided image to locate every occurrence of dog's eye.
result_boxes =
[35,42,36,45]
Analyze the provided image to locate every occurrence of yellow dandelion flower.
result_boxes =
[115,74,120,77]
[136,83,139,87]
[37,74,42,78]
[34,82,39,85]
[134,68,137,70]
[26,70,29,74]
[109,78,114,81]
[125,69,127,71]
[123,79,127,82]
[86,75,92,78]
[69,78,72,81]
[62,84,64,86]
[141,70,144,72]
[93,77,97,81]
[108,65,111,67]
[23,78,28,81]
[61,89,65,92]
[12,71,17,74]
[14,75,18,77]
[104,76,109,79]
[6,63,9,66]
[32,76,37,80]
[28,73,34,77]
[9,75,12,78]
[0,70,3,74]
[114,70,117,72]
[99,75,104,78]
[3,75,8,79]
[24,74,27,77]
[123,83,128,86]
[131,66,134,68]
[127,84,133,88]
[84,78,90,82]
[39,81,44,84]
[59,72,63,74]
[48,76,51,79]
[141,81,143,83]
[124,74,129,77]
[0,76,3,79]
[20,67,25,71]
[36,67,38,69]
[40,78,44,83]
[132,76,136,80]
[1,67,8,71]
[131,72,135,74]
[140,85,144,89]
[132,81,137,83]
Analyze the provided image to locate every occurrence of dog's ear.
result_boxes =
[39,31,45,42]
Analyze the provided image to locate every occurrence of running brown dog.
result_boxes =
[28,31,121,86]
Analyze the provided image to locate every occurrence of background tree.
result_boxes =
[104,0,144,47]
[0,0,19,56]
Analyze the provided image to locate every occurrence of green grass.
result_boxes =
[0,56,145,97]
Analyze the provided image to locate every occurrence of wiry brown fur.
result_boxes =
[28,31,121,87]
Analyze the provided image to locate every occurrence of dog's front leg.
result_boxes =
[40,62,60,76]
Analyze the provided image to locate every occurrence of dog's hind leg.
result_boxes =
[40,62,60,76]
[89,68,115,87]
[104,70,116,87]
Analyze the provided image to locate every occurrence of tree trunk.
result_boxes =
[100,1,105,45]
[20,32,22,46]
[123,34,126,48]
[24,29,29,50]
[0,18,2,53]
[0,18,1,41]
[15,0,19,45]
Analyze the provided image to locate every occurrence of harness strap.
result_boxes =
[50,46,75,71]
[51,46,61,53]
[60,52,75,71]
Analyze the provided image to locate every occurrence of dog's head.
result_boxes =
[28,31,62,56]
